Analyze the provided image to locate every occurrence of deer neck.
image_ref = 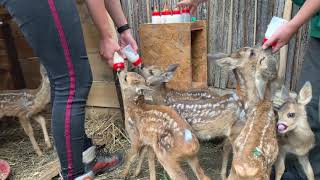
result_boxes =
[148,84,167,105]
[234,69,260,110]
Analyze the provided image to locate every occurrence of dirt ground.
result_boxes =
[0,107,227,180]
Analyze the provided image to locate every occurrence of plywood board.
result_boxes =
[87,81,120,108]
[88,52,114,82]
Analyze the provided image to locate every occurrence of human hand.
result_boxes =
[177,0,208,15]
[262,22,299,53]
[119,29,138,54]
[100,37,121,67]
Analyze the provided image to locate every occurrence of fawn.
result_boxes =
[118,70,210,180]
[273,81,315,180]
[0,64,51,156]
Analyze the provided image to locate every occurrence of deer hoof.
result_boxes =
[36,150,43,157]
[46,141,52,149]
[120,171,129,179]
[134,169,141,177]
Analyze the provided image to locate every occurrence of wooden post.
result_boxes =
[279,0,292,84]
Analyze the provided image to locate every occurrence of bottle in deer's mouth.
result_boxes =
[113,52,125,72]
[264,16,288,47]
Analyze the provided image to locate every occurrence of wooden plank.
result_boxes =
[191,21,208,89]
[0,39,7,56]
[1,20,26,89]
[19,57,41,89]
[13,36,35,60]
[0,54,14,90]
[278,0,292,84]
[87,81,120,108]
[36,159,60,180]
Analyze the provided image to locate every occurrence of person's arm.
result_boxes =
[85,0,121,67]
[104,0,138,51]
[104,0,127,28]
[263,0,320,52]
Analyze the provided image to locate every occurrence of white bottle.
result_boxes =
[122,45,142,67]
[151,8,161,24]
[161,9,170,24]
[113,52,125,72]
[171,7,182,23]
[182,7,191,22]
[166,9,175,23]
[264,16,288,47]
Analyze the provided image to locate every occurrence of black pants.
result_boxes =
[0,0,93,179]
[296,37,320,180]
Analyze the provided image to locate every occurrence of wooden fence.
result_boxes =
[121,0,310,91]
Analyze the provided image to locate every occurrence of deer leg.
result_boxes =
[19,117,43,156]
[187,156,210,180]
[121,139,140,178]
[298,155,315,180]
[274,151,286,180]
[134,146,148,177]
[34,115,52,149]
[221,140,232,180]
[147,149,156,180]
[157,155,188,180]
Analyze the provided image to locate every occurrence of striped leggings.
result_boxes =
[1,0,93,179]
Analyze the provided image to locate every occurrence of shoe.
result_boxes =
[83,145,124,175]
[74,171,94,180]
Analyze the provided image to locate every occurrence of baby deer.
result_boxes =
[229,95,279,180]
[0,64,51,156]
[273,81,315,180]
[118,71,210,180]
[139,47,279,180]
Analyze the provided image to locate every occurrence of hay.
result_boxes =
[0,115,58,180]
[85,108,130,153]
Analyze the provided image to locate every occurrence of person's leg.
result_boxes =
[297,37,320,180]
[1,0,92,179]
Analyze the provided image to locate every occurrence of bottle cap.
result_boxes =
[113,63,125,71]
[182,7,190,13]
[132,57,142,66]
[113,52,125,71]
[172,7,181,15]
[152,6,161,16]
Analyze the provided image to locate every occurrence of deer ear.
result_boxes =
[215,57,239,70]
[166,64,179,73]
[298,81,312,105]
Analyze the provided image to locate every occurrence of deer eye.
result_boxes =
[124,75,128,82]
[287,112,295,118]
